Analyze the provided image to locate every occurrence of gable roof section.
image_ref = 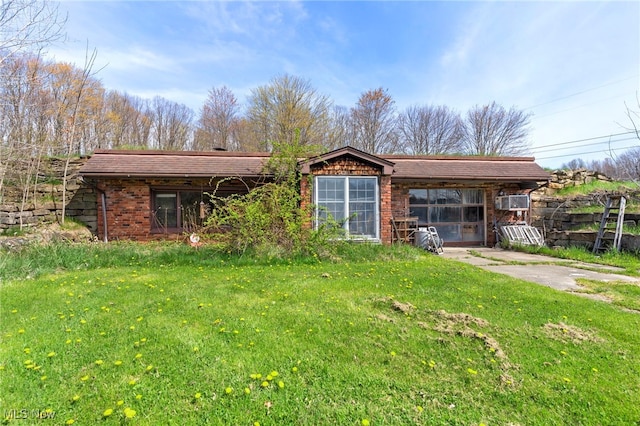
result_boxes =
[79,150,270,178]
[382,155,550,182]
[299,146,395,175]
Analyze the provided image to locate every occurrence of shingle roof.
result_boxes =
[380,155,550,182]
[79,149,550,183]
[79,150,271,178]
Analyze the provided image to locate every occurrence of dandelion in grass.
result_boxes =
[467,368,478,375]
[80,375,89,381]
[103,408,113,417]
[72,395,80,402]
[145,365,153,372]
[40,375,47,381]
[592,367,599,372]
[291,366,298,373]
[244,387,251,395]
[95,360,104,366]
[428,360,436,369]
[278,381,284,389]
[135,353,142,359]
[194,392,202,400]
[136,394,142,400]
[66,419,75,425]
[362,420,370,426]
[117,400,124,406]
[123,408,136,419]
[129,379,137,386]
[261,381,269,388]
[114,360,123,366]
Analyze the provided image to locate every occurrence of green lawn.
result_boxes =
[1,244,639,425]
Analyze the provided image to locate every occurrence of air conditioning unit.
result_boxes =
[495,195,529,211]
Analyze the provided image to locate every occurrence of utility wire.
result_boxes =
[524,75,639,110]
[532,136,638,154]
[532,131,635,150]
[536,145,639,160]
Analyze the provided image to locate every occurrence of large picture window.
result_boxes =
[409,188,484,243]
[315,176,379,240]
[152,190,206,232]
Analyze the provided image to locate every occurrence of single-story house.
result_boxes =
[79,146,550,246]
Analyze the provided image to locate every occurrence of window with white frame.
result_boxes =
[315,176,379,240]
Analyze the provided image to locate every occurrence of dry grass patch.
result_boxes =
[542,322,604,344]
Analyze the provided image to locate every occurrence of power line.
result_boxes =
[532,136,638,154]
[524,75,640,110]
[532,131,635,150]
[536,145,638,161]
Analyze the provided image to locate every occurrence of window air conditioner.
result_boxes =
[495,195,529,211]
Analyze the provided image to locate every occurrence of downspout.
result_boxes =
[100,190,108,243]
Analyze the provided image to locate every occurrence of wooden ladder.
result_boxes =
[592,195,626,254]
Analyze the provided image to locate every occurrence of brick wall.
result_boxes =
[96,177,244,241]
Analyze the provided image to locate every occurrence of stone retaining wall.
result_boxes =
[531,169,640,251]
[0,158,97,233]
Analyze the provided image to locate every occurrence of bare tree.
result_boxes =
[398,104,463,155]
[0,0,66,64]
[104,91,152,149]
[613,147,640,181]
[149,96,194,150]
[350,87,398,154]
[323,105,353,151]
[47,49,99,223]
[246,74,332,151]
[194,86,240,151]
[462,102,531,156]
[560,158,587,170]
[0,53,50,207]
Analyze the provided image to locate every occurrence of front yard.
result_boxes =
[1,243,639,425]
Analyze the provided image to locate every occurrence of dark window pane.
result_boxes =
[154,193,177,228]
[429,189,461,204]
[409,189,427,205]
[409,207,428,224]
[429,206,461,222]
[463,206,484,222]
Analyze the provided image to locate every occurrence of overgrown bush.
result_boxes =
[204,137,343,257]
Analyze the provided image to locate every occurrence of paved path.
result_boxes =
[440,247,639,292]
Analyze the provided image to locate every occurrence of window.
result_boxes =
[315,176,379,240]
[409,188,484,243]
[152,190,207,232]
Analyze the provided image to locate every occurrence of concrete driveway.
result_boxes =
[440,247,639,293]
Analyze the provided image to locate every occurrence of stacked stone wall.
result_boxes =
[0,158,97,233]
[531,169,640,251]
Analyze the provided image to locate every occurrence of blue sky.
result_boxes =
[51,1,640,168]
